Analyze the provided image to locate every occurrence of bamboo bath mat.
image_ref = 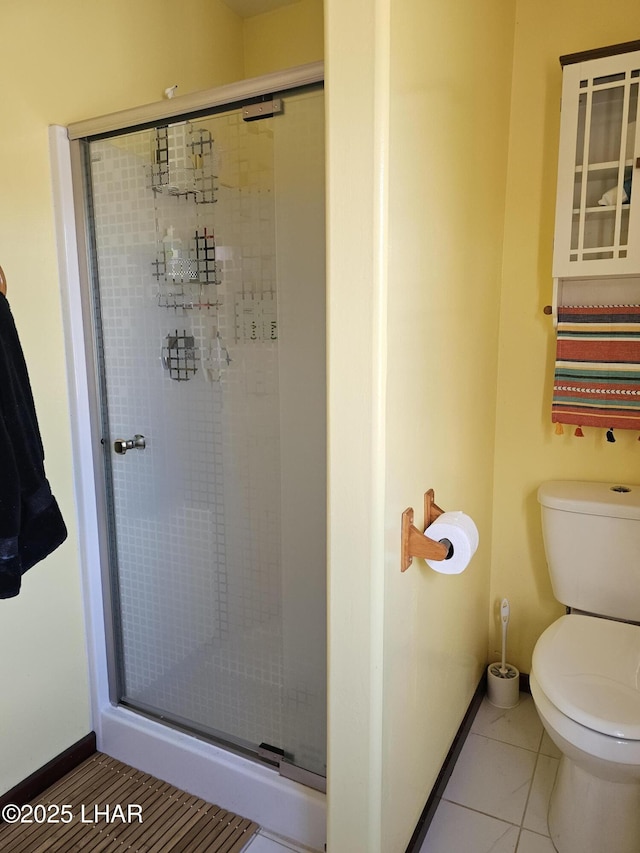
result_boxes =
[0,752,258,852]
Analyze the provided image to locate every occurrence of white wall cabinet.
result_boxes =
[553,49,640,279]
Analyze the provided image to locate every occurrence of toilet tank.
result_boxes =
[538,480,640,622]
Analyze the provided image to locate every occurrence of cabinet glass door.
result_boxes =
[554,54,640,277]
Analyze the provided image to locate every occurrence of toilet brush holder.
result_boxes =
[486,662,520,708]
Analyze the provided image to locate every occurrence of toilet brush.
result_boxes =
[498,598,510,675]
[487,598,520,708]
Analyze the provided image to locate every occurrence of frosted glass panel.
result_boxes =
[87,87,326,778]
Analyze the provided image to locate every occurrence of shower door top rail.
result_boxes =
[66,61,324,141]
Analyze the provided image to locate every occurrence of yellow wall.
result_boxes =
[325,0,380,845]
[0,0,244,797]
[0,0,324,801]
[325,0,515,849]
[492,0,640,673]
[384,0,518,842]
[243,0,323,78]
[382,1,515,849]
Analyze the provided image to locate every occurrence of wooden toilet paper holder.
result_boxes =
[401,489,449,572]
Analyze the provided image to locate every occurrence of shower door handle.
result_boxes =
[114,434,146,455]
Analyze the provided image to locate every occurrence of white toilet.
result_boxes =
[530,480,640,853]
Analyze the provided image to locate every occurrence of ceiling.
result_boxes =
[223,0,299,18]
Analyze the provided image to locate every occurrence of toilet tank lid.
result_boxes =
[538,480,640,520]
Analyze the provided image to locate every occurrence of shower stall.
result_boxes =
[52,65,326,845]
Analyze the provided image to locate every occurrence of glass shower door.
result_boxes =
[85,87,326,781]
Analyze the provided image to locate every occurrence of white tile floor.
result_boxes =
[243,692,559,853]
[420,693,561,853]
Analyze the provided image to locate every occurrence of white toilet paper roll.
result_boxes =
[424,511,479,574]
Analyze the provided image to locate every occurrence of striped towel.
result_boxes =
[552,305,640,431]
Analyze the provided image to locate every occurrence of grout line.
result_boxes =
[519,747,542,833]
[467,731,544,754]
[439,798,522,829]
[436,799,555,850]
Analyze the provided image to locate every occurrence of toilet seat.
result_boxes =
[532,614,640,740]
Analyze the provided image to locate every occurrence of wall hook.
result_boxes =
[401,489,450,572]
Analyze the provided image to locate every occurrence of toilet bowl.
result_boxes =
[531,613,640,853]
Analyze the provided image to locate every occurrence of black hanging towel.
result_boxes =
[0,292,67,598]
